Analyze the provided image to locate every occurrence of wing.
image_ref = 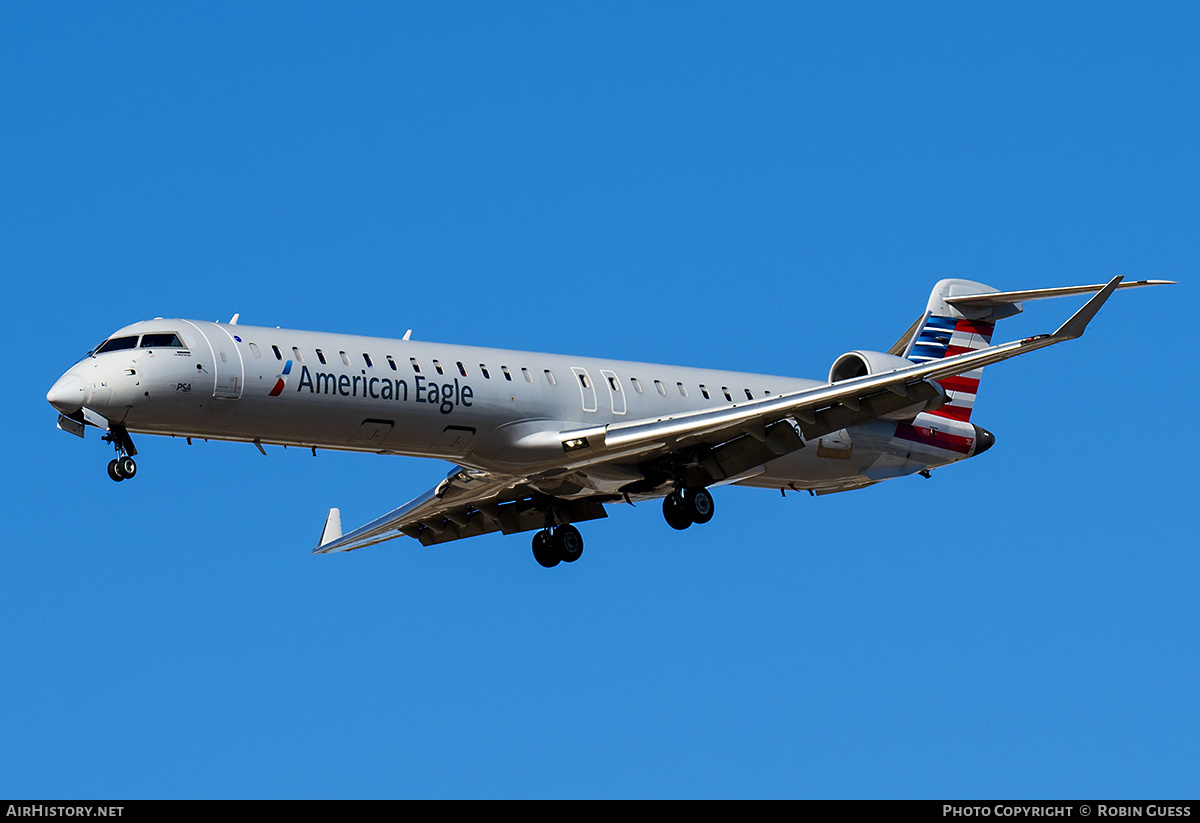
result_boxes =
[316,276,1127,554]
[546,275,1127,472]
[313,465,613,553]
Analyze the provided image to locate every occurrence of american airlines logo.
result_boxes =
[281,364,474,415]
[267,360,293,396]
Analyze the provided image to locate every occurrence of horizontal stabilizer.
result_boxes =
[945,279,1174,307]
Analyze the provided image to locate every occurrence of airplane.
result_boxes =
[46,275,1170,567]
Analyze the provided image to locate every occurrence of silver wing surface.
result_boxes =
[315,277,1126,554]
[314,466,611,552]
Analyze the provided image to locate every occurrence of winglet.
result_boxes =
[319,508,343,547]
[1052,275,1122,340]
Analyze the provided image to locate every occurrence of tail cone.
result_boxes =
[972,425,996,456]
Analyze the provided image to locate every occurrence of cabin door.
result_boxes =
[183,321,245,400]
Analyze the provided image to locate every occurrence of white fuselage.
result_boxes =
[48,318,983,495]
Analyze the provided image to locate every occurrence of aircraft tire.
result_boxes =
[555,524,584,563]
[663,494,692,530]
[107,459,124,482]
[118,456,137,479]
[532,530,560,568]
[686,488,714,524]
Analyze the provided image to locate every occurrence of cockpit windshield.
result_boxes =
[140,333,184,348]
[94,336,139,354]
[82,332,186,361]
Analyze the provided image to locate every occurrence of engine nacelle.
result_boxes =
[829,350,914,383]
[828,350,946,420]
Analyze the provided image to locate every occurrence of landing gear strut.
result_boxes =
[662,487,715,530]
[531,524,584,568]
[102,425,138,482]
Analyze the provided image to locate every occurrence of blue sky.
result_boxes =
[3,3,1196,799]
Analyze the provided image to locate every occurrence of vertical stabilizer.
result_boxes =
[902,279,1019,422]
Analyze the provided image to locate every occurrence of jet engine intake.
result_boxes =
[829,350,946,420]
[829,350,914,383]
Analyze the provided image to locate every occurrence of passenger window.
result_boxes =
[700,384,710,400]
[677,382,688,397]
[316,349,327,365]
[631,377,643,394]
[578,373,589,388]
[340,351,351,366]
[249,343,261,358]
[432,359,444,375]
[722,387,732,401]
[410,357,421,373]
[387,355,397,370]
[502,366,512,381]
[480,364,491,379]
[457,362,468,377]
[292,347,304,363]
[608,376,619,390]
[744,388,754,400]
[654,380,667,396]
[545,369,557,386]
[271,345,283,361]
[522,368,533,383]
[363,353,373,368]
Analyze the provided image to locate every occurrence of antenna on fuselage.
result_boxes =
[229,313,240,325]
[402,330,412,341]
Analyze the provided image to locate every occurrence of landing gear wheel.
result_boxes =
[554,524,584,563]
[117,456,137,480]
[107,459,125,482]
[685,487,714,524]
[532,530,560,568]
[663,493,692,530]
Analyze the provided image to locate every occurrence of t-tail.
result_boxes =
[892,276,1173,425]
[899,279,1002,423]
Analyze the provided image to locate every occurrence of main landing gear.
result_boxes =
[102,425,138,482]
[531,524,584,568]
[528,487,715,567]
[662,487,715,531]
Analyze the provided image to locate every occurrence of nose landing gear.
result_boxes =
[102,425,138,482]
[107,456,137,482]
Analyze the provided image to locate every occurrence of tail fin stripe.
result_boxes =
[910,318,995,363]
[907,315,994,422]
[938,375,980,394]
[931,405,973,422]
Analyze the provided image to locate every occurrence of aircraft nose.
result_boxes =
[47,372,86,414]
